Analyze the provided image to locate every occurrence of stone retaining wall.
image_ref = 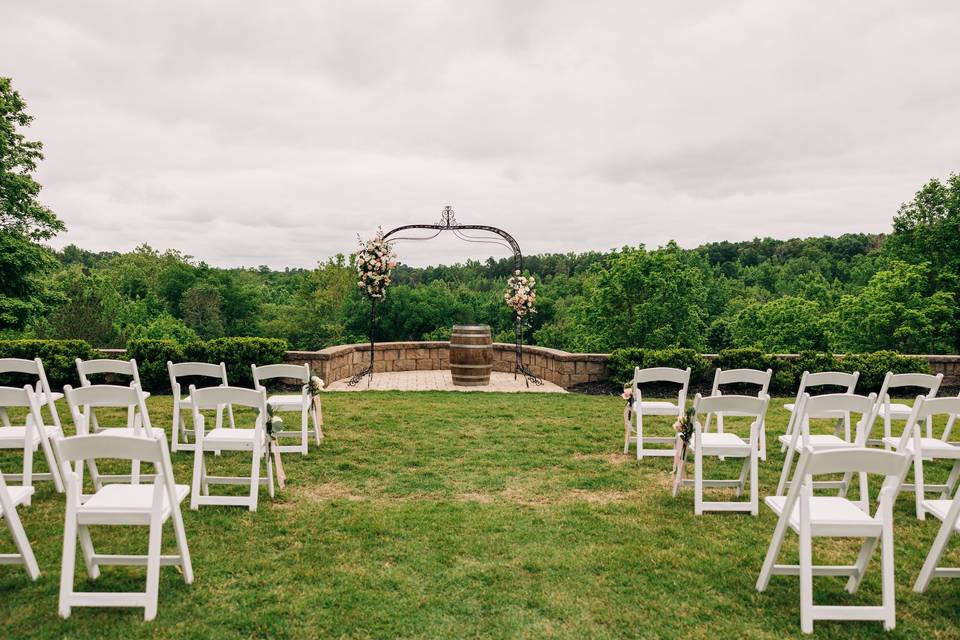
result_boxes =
[99,344,960,390]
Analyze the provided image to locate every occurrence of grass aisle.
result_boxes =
[1,392,959,638]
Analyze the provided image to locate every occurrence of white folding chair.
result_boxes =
[884,395,960,520]
[622,366,691,460]
[0,358,65,491]
[190,385,274,512]
[0,385,51,504]
[252,363,322,455]
[914,471,960,592]
[703,367,773,460]
[0,463,40,580]
[672,393,769,515]
[168,361,235,453]
[871,371,942,447]
[76,358,152,431]
[64,384,162,490]
[757,447,910,633]
[776,393,878,497]
[781,370,860,453]
[53,433,192,621]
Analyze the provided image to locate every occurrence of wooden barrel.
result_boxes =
[449,324,493,386]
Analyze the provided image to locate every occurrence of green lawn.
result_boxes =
[1,392,959,639]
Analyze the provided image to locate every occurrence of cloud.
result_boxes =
[2,0,958,267]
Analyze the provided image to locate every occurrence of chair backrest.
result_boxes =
[53,433,177,509]
[901,395,960,444]
[631,366,691,386]
[694,393,769,426]
[711,368,773,396]
[791,392,877,446]
[167,361,228,394]
[190,385,266,411]
[0,357,56,398]
[877,371,943,400]
[76,358,143,388]
[803,370,859,393]
[63,383,152,434]
[252,363,310,386]
[0,385,44,423]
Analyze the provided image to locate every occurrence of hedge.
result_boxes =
[0,339,97,387]
[608,347,936,395]
[193,337,287,387]
[126,339,186,393]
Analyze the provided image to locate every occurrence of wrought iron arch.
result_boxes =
[348,206,543,387]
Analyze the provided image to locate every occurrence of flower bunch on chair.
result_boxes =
[265,405,286,489]
[504,270,537,319]
[355,228,398,300]
[672,406,696,473]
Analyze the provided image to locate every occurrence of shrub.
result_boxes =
[608,347,710,387]
[715,348,795,394]
[607,348,646,387]
[126,339,185,393]
[198,337,288,386]
[839,350,932,392]
[0,339,97,388]
[642,348,711,385]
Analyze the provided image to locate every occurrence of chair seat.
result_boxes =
[766,496,876,530]
[882,436,960,456]
[922,499,960,527]
[0,426,48,445]
[784,402,795,412]
[695,432,750,452]
[35,391,64,404]
[80,484,189,517]
[267,394,306,409]
[777,434,855,450]
[4,485,34,508]
[94,427,165,438]
[878,403,912,419]
[203,428,263,448]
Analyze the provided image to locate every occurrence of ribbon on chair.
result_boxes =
[271,440,286,490]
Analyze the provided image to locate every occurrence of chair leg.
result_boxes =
[5,505,40,580]
[635,413,643,461]
[799,501,814,634]
[301,407,308,456]
[249,448,261,512]
[39,430,64,492]
[881,513,896,631]
[776,445,796,497]
[313,400,323,441]
[914,453,926,520]
[914,515,955,592]
[845,537,878,593]
[749,450,759,516]
[77,525,101,579]
[266,452,275,498]
[694,445,703,516]
[757,512,790,592]
[944,459,960,499]
[171,509,194,585]
[190,448,203,511]
[622,414,630,455]
[171,406,180,452]
[59,511,78,618]
[144,511,163,621]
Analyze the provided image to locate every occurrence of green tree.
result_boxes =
[828,261,955,353]
[730,296,827,352]
[0,77,65,330]
[181,282,225,339]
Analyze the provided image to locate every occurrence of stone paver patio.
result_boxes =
[326,369,565,392]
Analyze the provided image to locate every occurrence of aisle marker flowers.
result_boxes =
[308,374,324,438]
[265,405,286,489]
[355,227,398,300]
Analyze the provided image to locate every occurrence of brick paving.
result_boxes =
[326,369,565,393]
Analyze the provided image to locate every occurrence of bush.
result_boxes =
[197,337,288,386]
[839,350,932,392]
[607,347,710,387]
[607,348,646,387]
[715,348,795,394]
[0,339,97,388]
[126,339,185,393]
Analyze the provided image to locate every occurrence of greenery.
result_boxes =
[0,77,65,331]
[7,173,959,357]
[0,339,96,387]
[1,392,959,638]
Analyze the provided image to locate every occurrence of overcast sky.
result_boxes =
[2,1,959,268]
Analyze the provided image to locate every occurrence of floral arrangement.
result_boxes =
[265,404,286,489]
[308,375,324,437]
[504,270,536,319]
[672,407,696,473]
[355,228,398,300]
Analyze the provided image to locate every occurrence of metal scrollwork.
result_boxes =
[348,205,543,387]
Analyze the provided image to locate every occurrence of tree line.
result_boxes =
[2,77,959,354]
